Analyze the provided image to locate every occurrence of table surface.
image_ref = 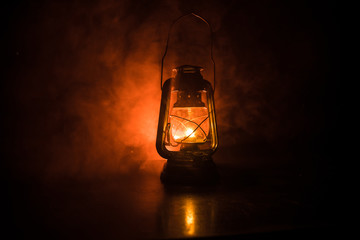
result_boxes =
[6,157,339,239]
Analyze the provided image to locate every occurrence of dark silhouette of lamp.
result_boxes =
[156,13,218,184]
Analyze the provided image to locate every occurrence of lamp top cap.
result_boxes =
[173,65,203,73]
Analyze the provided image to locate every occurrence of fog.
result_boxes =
[3,0,336,180]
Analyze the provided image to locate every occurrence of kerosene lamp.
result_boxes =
[156,13,218,184]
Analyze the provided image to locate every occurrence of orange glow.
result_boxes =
[170,107,209,144]
[173,128,195,141]
[28,3,223,179]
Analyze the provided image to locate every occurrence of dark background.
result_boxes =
[2,0,340,239]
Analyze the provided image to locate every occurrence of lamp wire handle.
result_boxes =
[160,13,216,92]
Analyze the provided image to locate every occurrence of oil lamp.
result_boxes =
[156,13,218,184]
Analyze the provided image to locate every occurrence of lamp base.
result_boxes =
[160,157,218,185]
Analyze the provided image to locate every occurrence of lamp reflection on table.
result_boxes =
[158,191,217,238]
[185,198,195,236]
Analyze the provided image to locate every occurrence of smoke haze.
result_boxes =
[3,0,337,180]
